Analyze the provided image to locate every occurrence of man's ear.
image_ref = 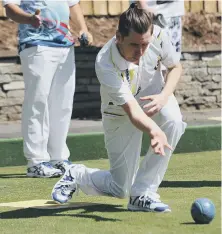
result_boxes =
[116,30,123,44]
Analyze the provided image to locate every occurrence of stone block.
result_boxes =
[0,97,24,107]
[75,85,88,93]
[76,68,96,77]
[0,114,8,121]
[180,104,198,111]
[74,93,90,102]
[0,89,6,98]
[76,61,95,69]
[212,75,221,83]
[181,60,207,68]
[73,101,101,109]
[202,82,221,90]
[203,103,219,109]
[207,56,221,67]
[185,96,216,105]
[177,82,201,90]
[175,89,202,98]
[0,106,18,115]
[195,75,211,82]
[14,105,22,113]
[216,94,221,103]
[76,78,91,85]
[7,90,24,98]
[181,75,192,82]
[0,74,12,83]
[192,68,208,79]
[3,81,24,91]
[183,53,200,60]
[87,85,100,93]
[75,53,97,61]
[8,113,22,121]
[208,67,221,75]
[10,74,24,81]
[201,53,220,61]
[202,89,220,96]
[0,64,22,74]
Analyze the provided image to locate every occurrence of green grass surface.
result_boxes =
[0,151,221,234]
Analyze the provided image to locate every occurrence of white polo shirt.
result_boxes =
[95,25,179,117]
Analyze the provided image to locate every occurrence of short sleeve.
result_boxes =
[67,0,79,7]
[2,0,21,6]
[160,30,180,68]
[95,64,135,106]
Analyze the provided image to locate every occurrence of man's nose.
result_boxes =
[136,46,143,55]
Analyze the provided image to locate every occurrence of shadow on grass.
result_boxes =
[181,222,204,225]
[0,174,221,188]
[160,180,221,188]
[0,204,124,221]
[0,174,26,179]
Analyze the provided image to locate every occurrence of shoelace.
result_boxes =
[139,191,161,207]
[59,171,79,196]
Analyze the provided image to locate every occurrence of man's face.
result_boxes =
[116,28,152,63]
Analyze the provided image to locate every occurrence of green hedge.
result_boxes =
[0,125,221,167]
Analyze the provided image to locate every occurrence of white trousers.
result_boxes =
[20,46,76,167]
[70,93,187,198]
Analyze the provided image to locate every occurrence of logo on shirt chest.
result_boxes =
[154,55,162,70]
[121,69,141,97]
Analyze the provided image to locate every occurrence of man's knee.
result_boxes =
[164,119,187,136]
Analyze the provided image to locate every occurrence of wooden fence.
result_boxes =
[0,0,221,17]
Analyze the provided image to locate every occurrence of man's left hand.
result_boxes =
[140,93,168,117]
[79,31,93,46]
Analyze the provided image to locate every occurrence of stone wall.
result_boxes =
[0,47,221,121]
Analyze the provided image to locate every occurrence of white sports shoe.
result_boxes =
[127,192,171,213]
[27,162,62,178]
[51,165,78,204]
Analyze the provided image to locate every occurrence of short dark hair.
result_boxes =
[118,3,153,37]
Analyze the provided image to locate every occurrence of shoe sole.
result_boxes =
[26,173,62,178]
[51,193,68,204]
[127,204,171,213]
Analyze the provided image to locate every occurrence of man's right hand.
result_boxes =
[150,128,172,156]
[122,98,172,156]
[30,9,41,28]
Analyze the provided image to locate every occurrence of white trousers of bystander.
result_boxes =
[20,46,76,167]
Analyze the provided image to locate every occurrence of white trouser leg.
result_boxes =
[20,46,72,167]
[131,95,187,196]
[69,116,143,198]
[47,47,75,161]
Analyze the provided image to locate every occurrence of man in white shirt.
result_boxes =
[51,3,186,213]
[3,0,93,178]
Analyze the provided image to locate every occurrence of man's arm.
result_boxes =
[122,98,172,156]
[161,62,182,98]
[69,3,93,44]
[140,63,182,116]
[4,4,41,27]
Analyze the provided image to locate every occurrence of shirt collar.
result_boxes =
[111,37,139,71]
